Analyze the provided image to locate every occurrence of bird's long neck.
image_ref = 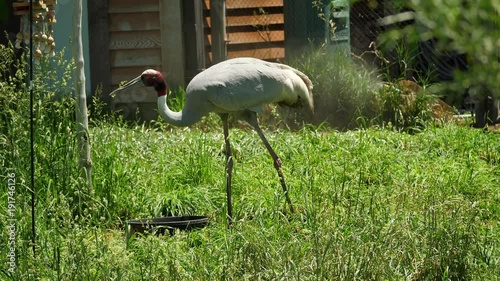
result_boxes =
[157,91,201,127]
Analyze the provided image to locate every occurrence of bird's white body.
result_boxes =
[158,58,313,126]
[187,57,313,113]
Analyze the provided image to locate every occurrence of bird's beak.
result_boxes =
[109,76,142,98]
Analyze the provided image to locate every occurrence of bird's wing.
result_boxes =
[186,58,301,113]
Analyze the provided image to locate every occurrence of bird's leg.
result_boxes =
[221,114,234,225]
[246,112,295,213]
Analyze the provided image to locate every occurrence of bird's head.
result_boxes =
[110,69,168,98]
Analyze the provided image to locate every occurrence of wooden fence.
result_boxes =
[203,0,285,63]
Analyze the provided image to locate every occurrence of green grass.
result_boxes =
[1,45,499,280]
[2,119,499,280]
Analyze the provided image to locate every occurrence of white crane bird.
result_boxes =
[110,57,313,222]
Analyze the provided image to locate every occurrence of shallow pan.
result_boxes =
[125,216,208,240]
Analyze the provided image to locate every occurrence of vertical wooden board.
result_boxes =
[111,66,151,86]
[210,0,227,63]
[88,0,111,100]
[109,30,162,50]
[109,13,161,31]
[159,0,186,87]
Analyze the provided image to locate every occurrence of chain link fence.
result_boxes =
[350,1,469,83]
[349,0,473,111]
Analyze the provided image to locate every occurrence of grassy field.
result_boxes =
[1,45,499,280]
[2,117,499,280]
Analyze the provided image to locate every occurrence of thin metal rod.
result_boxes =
[29,0,36,259]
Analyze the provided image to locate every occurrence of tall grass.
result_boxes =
[284,46,382,130]
[285,45,442,132]
[1,44,499,280]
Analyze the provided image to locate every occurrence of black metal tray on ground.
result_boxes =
[125,216,208,240]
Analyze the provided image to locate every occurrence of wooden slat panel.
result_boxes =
[208,48,285,61]
[227,30,284,44]
[204,13,284,27]
[110,49,162,68]
[227,47,285,60]
[227,0,283,9]
[204,0,283,9]
[109,31,161,50]
[109,13,160,31]
[206,30,284,45]
[228,13,284,27]
[109,0,159,13]
[110,86,157,103]
[111,66,151,86]
[206,51,285,64]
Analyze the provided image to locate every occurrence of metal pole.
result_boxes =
[29,0,36,259]
[324,3,331,45]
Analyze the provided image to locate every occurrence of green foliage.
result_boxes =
[383,0,499,98]
[4,117,500,279]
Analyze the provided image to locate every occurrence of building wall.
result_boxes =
[1,0,91,96]
[55,0,91,95]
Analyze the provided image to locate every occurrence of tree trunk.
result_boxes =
[73,0,93,191]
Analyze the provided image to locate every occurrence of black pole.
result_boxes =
[29,0,36,259]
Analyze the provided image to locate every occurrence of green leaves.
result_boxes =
[390,0,500,97]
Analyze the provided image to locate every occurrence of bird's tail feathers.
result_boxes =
[291,68,314,113]
[283,64,314,112]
